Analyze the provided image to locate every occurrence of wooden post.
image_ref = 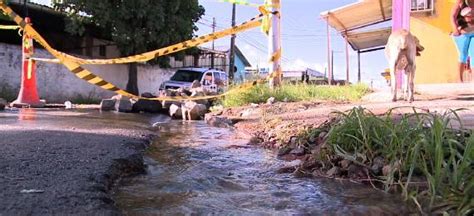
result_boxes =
[211,17,216,69]
[229,4,236,84]
[269,0,282,88]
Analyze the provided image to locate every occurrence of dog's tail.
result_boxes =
[396,31,411,70]
[398,35,409,51]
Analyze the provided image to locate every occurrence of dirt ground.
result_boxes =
[218,89,474,136]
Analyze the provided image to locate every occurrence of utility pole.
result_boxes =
[326,17,332,85]
[269,0,282,88]
[228,3,237,85]
[211,17,216,69]
[357,51,361,83]
[345,36,350,85]
[331,50,334,84]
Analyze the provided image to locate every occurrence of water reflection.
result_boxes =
[115,122,409,215]
[18,108,37,121]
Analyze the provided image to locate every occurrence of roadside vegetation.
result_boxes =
[276,107,473,215]
[220,83,370,107]
[325,108,473,214]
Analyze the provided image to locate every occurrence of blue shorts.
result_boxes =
[453,33,474,67]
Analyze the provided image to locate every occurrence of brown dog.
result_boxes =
[385,29,423,102]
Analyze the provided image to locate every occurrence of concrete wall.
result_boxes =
[0,42,174,103]
[411,0,460,84]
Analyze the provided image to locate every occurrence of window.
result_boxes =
[203,72,213,86]
[170,70,203,82]
[213,72,221,81]
[220,73,228,82]
[411,0,434,13]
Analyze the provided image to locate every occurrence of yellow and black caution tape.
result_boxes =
[0,24,19,30]
[29,57,61,64]
[219,0,261,7]
[0,24,22,36]
[26,11,271,65]
[219,0,279,8]
[270,48,281,62]
[0,2,272,101]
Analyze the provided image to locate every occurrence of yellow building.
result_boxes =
[322,0,464,84]
[411,0,460,83]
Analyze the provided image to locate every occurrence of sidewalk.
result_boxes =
[364,83,474,102]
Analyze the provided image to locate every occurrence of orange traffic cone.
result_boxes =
[11,17,44,108]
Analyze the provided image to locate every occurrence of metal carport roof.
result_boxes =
[320,0,394,83]
[346,27,391,52]
[320,0,392,33]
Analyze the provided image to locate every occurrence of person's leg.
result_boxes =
[467,34,474,82]
[453,34,470,82]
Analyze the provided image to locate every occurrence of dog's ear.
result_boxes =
[414,36,424,50]
[414,35,424,56]
[416,46,423,55]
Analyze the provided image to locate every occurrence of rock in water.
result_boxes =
[141,92,155,98]
[169,104,183,119]
[0,98,7,110]
[100,99,116,111]
[115,98,133,113]
[182,101,208,120]
[204,114,233,128]
[132,99,162,113]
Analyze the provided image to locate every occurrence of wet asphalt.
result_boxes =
[0,108,167,215]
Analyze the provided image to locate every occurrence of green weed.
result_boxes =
[325,107,473,215]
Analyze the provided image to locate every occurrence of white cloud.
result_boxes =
[282,58,326,72]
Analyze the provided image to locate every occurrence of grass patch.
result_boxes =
[220,83,370,107]
[322,107,473,215]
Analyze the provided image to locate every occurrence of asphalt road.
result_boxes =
[0,109,166,215]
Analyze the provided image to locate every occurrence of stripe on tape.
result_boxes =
[28,13,268,65]
[0,25,19,30]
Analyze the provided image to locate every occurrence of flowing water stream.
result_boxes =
[115,121,409,215]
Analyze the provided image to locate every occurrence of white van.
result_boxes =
[160,68,228,93]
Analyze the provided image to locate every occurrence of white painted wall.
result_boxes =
[0,42,174,103]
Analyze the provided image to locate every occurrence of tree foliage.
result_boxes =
[53,0,204,94]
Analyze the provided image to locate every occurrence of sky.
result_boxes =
[30,0,389,87]
[195,0,389,87]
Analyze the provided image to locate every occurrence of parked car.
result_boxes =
[160,68,228,93]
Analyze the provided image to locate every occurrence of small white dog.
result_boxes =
[385,29,423,102]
